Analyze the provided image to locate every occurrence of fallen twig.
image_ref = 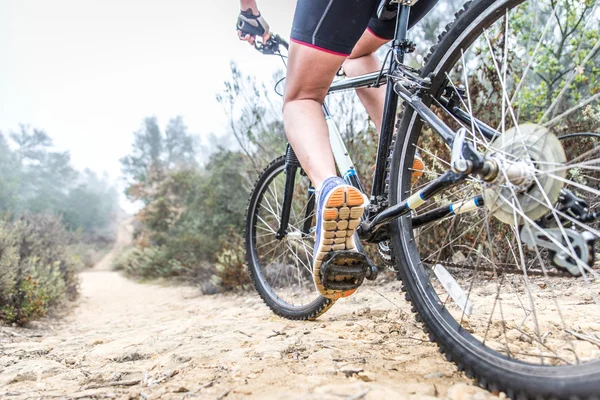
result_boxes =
[267,330,286,339]
[201,381,215,389]
[81,379,140,390]
[321,344,343,352]
[234,330,252,338]
[369,288,402,310]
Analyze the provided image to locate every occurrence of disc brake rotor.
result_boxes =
[484,123,567,225]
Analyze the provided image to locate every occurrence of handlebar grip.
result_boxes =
[237,19,265,37]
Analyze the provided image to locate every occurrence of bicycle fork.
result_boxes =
[276,144,304,240]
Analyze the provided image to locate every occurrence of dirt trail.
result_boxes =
[0,222,500,400]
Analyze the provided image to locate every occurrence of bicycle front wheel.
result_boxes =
[390,0,600,398]
[245,156,334,320]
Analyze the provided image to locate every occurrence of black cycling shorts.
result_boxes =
[290,0,439,56]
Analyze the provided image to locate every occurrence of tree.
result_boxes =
[0,126,119,238]
[165,116,197,170]
[120,117,165,185]
[0,133,20,211]
[121,116,199,193]
[61,170,119,238]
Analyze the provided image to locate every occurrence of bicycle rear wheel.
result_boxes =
[390,0,600,398]
[245,156,334,320]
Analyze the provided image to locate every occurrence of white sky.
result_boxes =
[0,0,296,208]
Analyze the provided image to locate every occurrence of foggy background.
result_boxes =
[0,0,296,211]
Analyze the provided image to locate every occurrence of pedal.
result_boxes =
[320,251,369,291]
[355,239,379,281]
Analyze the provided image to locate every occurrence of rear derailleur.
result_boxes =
[521,189,598,276]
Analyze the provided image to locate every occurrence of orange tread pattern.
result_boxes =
[313,185,366,300]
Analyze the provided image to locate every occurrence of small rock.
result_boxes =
[423,371,448,379]
[173,387,189,393]
[114,352,148,363]
[519,334,533,344]
[452,250,467,264]
[356,307,371,316]
[170,354,192,363]
[111,372,122,382]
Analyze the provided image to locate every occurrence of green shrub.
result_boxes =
[0,214,81,325]
[115,246,190,280]
[211,231,250,292]
[1,276,50,325]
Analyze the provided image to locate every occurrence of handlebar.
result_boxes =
[254,33,289,55]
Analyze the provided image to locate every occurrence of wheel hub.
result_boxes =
[483,124,567,225]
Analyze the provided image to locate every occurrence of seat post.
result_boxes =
[392,2,412,64]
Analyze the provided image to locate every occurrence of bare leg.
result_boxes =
[283,41,346,190]
[342,30,389,133]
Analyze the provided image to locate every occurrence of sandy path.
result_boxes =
[0,224,500,400]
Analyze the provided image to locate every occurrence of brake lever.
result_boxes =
[254,34,280,55]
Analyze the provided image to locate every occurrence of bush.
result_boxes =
[115,246,188,279]
[210,231,250,292]
[118,148,251,288]
[0,214,81,325]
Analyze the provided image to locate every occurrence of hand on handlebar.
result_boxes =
[237,9,270,46]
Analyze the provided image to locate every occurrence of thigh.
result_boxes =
[283,40,346,105]
[367,0,441,40]
[348,29,390,61]
[290,0,379,56]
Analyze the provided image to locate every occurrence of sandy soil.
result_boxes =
[0,223,503,400]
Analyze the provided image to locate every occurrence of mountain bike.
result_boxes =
[243,0,600,398]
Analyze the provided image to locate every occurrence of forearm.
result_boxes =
[240,0,259,14]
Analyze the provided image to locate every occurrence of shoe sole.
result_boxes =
[314,185,366,300]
